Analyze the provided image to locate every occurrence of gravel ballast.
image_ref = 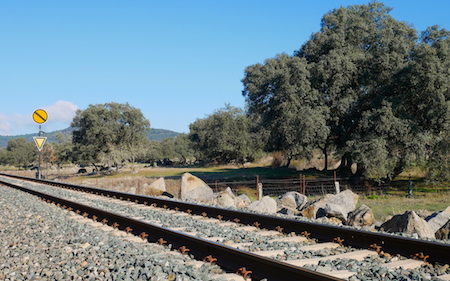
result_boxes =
[2,176,450,281]
[0,184,229,281]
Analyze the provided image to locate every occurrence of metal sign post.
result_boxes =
[32,109,48,179]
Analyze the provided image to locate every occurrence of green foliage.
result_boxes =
[427,132,450,182]
[159,134,195,164]
[242,1,450,181]
[71,102,150,170]
[139,140,162,164]
[242,54,329,166]
[0,148,8,165]
[4,138,36,168]
[189,105,263,165]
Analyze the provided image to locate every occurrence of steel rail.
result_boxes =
[0,177,342,281]
[2,173,450,266]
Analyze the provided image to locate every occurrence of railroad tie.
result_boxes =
[297,242,341,251]
[211,273,246,281]
[202,236,225,242]
[438,274,450,281]
[383,259,424,270]
[285,249,377,267]
[326,258,426,280]
[253,249,286,258]
[268,236,308,243]
[252,242,342,259]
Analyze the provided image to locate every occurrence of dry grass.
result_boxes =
[235,186,258,201]
[66,175,182,198]
[290,152,341,171]
[4,164,449,223]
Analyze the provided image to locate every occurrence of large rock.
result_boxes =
[379,211,435,239]
[415,210,433,219]
[214,188,236,208]
[278,207,298,216]
[347,204,376,227]
[324,203,352,221]
[436,220,450,240]
[222,187,235,198]
[149,177,166,192]
[235,194,251,208]
[315,216,343,225]
[247,196,277,214]
[180,173,214,203]
[276,192,307,211]
[426,206,450,233]
[300,189,358,220]
[300,199,324,219]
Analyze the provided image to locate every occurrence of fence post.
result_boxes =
[300,174,305,195]
[256,175,263,200]
[334,171,340,193]
[299,174,303,194]
[303,175,306,194]
[334,181,340,194]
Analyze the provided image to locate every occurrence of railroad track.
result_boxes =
[1,173,450,281]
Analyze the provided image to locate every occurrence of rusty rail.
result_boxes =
[0,176,341,281]
[2,173,450,266]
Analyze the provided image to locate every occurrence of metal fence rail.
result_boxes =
[207,176,398,198]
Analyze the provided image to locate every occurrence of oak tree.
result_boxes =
[71,102,150,171]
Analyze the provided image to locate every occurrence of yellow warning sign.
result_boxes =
[33,136,47,151]
[32,109,48,124]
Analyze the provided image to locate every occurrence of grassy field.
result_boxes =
[358,193,450,221]
[4,163,449,223]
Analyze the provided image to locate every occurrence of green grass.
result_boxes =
[138,165,337,182]
[4,163,449,223]
[359,193,450,221]
[112,165,308,181]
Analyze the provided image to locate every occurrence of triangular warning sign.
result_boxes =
[33,136,47,151]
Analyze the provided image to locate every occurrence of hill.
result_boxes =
[147,128,180,141]
[0,128,180,148]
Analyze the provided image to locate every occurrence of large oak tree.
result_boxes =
[242,1,450,181]
[71,102,150,171]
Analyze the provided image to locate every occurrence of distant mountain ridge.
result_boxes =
[0,127,180,148]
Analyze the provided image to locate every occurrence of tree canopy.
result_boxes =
[189,105,263,165]
[243,1,450,181]
[71,102,150,171]
[4,138,36,168]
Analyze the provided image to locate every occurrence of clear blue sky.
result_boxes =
[1,0,449,136]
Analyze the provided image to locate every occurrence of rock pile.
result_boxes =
[300,189,359,223]
[276,191,307,215]
[379,206,450,239]
[146,173,450,241]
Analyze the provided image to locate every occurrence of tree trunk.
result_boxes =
[286,155,293,168]
[320,143,329,171]
[337,152,353,176]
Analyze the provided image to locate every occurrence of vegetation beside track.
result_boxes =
[3,163,449,223]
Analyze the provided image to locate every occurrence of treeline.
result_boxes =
[1,2,449,183]
[0,104,258,171]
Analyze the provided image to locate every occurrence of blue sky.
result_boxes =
[1,0,449,136]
